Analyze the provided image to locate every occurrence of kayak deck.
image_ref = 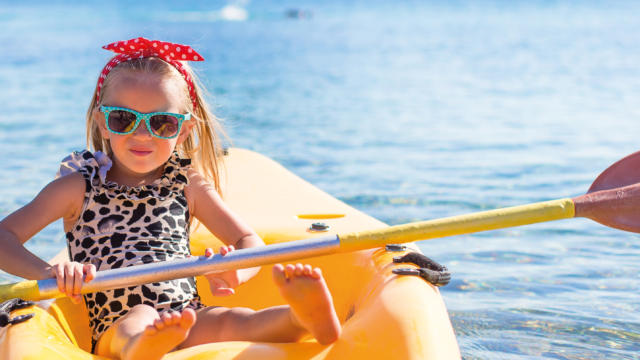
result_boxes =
[1,148,460,359]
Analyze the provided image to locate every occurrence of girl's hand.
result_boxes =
[204,246,240,296]
[48,261,96,304]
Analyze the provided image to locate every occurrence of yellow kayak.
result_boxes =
[0,148,460,359]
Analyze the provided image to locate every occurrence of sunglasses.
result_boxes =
[99,106,191,139]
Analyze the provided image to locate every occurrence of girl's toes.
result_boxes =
[162,311,173,322]
[294,263,304,276]
[303,265,313,276]
[156,313,171,329]
[273,264,285,273]
[285,264,296,278]
[273,264,287,286]
[312,267,322,279]
[180,308,197,328]
[169,311,182,325]
[144,324,158,335]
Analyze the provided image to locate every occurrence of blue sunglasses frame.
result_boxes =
[99,105,191,139]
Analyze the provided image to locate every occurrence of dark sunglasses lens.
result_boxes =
[149,115,180,138]
[107,110,137,133]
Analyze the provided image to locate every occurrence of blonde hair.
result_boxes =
[85,57,227,194]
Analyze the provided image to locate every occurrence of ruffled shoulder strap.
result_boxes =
[159,152,191,191]
[56,150,112,188]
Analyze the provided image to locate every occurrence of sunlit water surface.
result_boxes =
[1,1,639,358]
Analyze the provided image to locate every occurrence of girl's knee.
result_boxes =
[197,307,255,342]
[227,307,256,318]
[217,307,255,338]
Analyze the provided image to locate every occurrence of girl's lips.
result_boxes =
[130,149,152,156]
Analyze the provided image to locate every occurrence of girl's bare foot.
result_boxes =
[272,263,341,344]
[121,308,197,360]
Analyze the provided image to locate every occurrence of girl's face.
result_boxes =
[97,72,193,182]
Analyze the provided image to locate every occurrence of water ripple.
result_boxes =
[2,2,640,359]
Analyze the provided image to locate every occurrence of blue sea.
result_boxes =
[1,1,639,358]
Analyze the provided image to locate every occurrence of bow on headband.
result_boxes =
[96,37,205,109]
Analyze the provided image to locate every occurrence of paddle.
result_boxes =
[1,150,639,302]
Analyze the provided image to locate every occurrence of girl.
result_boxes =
[0,37,341,360]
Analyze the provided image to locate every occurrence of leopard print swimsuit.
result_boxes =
[58,150,204,350]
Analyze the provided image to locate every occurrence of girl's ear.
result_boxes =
[176,119,196,145]
[95,107,110,138]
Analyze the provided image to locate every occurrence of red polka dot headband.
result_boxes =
[96,37,204,109]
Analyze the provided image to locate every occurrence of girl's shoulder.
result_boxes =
[184,168,222,213]
[184,168,219,194]
[49,169,86,199]
[26,167,86,231]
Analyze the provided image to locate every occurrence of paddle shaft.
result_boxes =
[0,198,579,302]
[340,198,575,252]
[1,235,341,302]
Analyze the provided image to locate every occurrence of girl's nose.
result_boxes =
[132,119,152,138]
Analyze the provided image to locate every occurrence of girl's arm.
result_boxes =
[186,169,264,287]
[0,172,94,302]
